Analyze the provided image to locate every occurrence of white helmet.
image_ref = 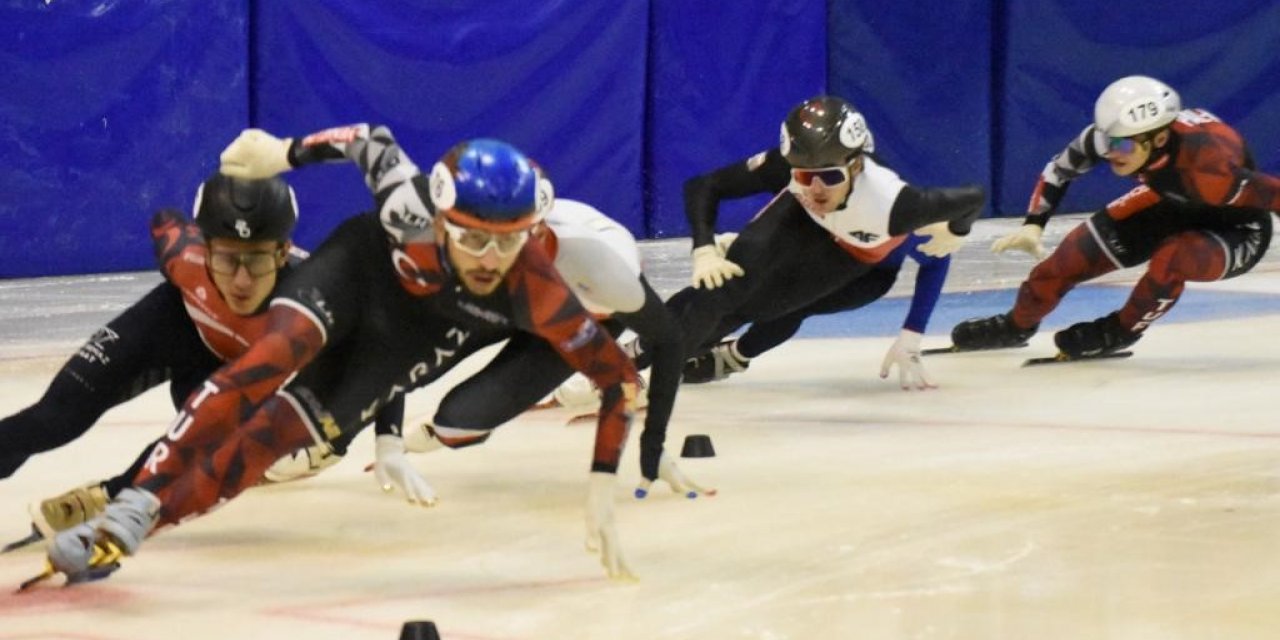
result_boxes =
[1093,75,1181,138]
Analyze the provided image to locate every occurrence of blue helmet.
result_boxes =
[428,138,551,231]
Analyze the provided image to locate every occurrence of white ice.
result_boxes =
[2,216,1279,639]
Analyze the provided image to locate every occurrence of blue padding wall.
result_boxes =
[4,4,1280,277]
[1000,0,1280,218]
[828,0,994,213]
[644,1,826,239]
[0,1,248,277]
[252,1,649,251]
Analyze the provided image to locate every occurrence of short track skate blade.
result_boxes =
[65,562,121,585]
[922,342,1028,355]
[1022,350,1133,367]
[16,562,56,593]
[2,526,44,554]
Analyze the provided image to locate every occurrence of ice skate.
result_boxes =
[1051,312,1141,359]
[18,488,157,591]
[262,442,342,483]
[19,524,125,591]
[946,313,1038,352]
[682,340,749,384]
[551,373,601,409]
[4,483,110,554]
[562,375,649,425]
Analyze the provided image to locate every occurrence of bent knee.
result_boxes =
[430,423,492,449]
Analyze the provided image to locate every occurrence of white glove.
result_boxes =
[913,222,966,257]
[635,452,716,499]
[585,472,637,581]
[219,128,293,179]
[690,244,744,289]
[373,434,439,507]
[879,329,937,390]
[990,223,1047,258]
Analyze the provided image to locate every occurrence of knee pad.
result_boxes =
[414,421,491,450]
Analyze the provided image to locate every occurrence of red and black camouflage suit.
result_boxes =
[1010,108,1280,333]
[133,125,638,529]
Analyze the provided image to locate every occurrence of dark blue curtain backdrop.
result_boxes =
[645,0,826,240]
[3,2,1279,276]
[252,1,649,253]
[828,0,994,212]
[999,0,1280,218]
[0,0,248,277]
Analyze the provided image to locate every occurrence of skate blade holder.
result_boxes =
[16,540,123,592]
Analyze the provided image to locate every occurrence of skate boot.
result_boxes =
[1053,312,1141,358]
[4,483,111,553]
[682,340,749,384]
[950,313,1038,351]
[552,373,601,409]
[31,483,110,539]
[262,442,342,483]
[21,488,158,590]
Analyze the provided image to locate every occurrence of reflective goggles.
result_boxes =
[441,218,531,257]
[1106,133,1154,156]
[790,165,850,187]
[1106,136,1138,155]
[208,249,281,277]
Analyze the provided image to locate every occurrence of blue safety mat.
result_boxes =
[793,284,1280,339]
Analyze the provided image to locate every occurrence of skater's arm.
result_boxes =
[684,148,790,248]
[903,248,950,334]
[1023,124,1106,227]
[886,184,986,237]
[610,278,682,482]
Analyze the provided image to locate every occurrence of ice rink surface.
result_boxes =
[2,216,1280,639]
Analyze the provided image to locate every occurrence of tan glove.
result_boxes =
[220,129,293,179]
[990,223,1047,258]
[690,244,744,289]
[914,222,966,257]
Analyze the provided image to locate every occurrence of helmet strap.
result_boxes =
[1135,128,1173,172]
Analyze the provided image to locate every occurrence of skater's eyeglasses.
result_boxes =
[208,249,281,277]
[441,219,530,257]
[790,166,850,187]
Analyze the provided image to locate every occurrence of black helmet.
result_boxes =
[193,173,298,243]
[779,96,871,168]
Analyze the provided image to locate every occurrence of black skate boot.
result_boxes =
[682,341,749,384]
[1053,312,1141,358]
[949,313,1038,351]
